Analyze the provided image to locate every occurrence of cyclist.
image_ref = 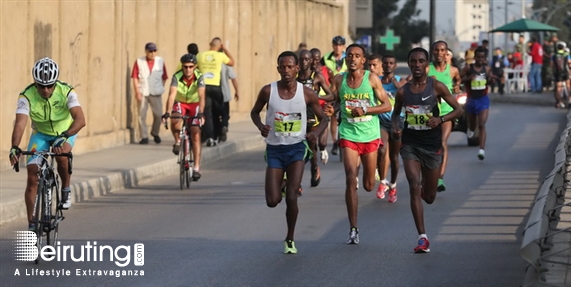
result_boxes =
[163,54,206,181]
[9,57,86,230]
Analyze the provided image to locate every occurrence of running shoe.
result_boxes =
[297,186,303,197]
[376,181,388,199]
[466,130,475,138]
[284,240,297,254]
[346,227,359,245]
[478,149,485,161]
[321,150,329,165]
[219,126,228,142]
[356,177,359,190]
[172,143,180,155]
[28,223,36,231]
[331,142,339,155]
[437,179,446,192]
[206,138,217,147]
[310,166,321,187]
[375,169,381,182]
[414,237,430,253]
[387,184,397,203]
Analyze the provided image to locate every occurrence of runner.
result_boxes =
[461,47,493,160]
[250,51,328,254]
[297,49,334,187]
[323,36,348,156]
[331,44,391,244]
[392,47,463,253]
[427,40,461,192]
[552,42,571,108]
[310,47,335,161]
[369,54,406,202]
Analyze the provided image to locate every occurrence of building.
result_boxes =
[454,0,489,44]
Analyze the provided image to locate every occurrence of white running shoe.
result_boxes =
[467,130,475,138]
[478,149,485,160]
[375,169,380,182]
[61,191,71,209]
[321,150,329,165]
[356,177,359,190]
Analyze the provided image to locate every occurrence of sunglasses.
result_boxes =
[183,65,195,69]
[36,83,55,89]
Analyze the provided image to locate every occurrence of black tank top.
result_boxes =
[297,72,319,93]
[467,64,488,98]
[402,77,442,150]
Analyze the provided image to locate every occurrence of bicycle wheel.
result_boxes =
[179,135,187,190]
[47,181,61,249]
[34,181,44,265]
[185,149,193,188]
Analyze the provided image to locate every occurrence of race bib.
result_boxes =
[405,105,433,130]
[471,74,486,90]
[204,72,215,79]
[345,99,373,123]
[274,112,302,137]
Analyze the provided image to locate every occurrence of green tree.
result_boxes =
[371,0,429,61]
[532,0,571,43]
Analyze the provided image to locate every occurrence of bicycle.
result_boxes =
[165,114,201,190]
[14,149,72,264]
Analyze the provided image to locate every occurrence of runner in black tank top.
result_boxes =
[392,47,464,254]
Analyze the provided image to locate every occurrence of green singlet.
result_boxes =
[428,63,453,116]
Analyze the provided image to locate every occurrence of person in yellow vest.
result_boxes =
[163,54,206,181]
[9,57,86,230]
[197,37,235,147]
[323,36,348,156]
[132,42,169,145]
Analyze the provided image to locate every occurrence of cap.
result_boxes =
[145,42,157,51]
[470,42,478,48]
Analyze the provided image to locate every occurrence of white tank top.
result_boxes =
[265,81,307,145]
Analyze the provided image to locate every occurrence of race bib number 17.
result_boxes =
[274,112,302,137]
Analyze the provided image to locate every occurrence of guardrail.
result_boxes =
[521,113,571,286]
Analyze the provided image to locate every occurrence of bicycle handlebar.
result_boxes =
[13,151,73,174]
[163,115,203,130]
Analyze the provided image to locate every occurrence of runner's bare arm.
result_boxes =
[250,85,272,137]
[433,81,463,126]
[391,88,404,139]
[305,87,329,142]
[450,66,462,93]
[331,74,343,106]
[359,73,391,115]
[314,72,334,102]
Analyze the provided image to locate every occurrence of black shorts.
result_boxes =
[554,73,569,83]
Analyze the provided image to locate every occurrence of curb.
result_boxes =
[1,135,265,226]
[489,93,554,107]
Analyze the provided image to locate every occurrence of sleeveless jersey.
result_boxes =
[297,72,319,93]
[402,77,442,150]
[339,70,380,142]
[466,64,488,98]
[428,63,453,116]
[265,81,307,145]
[379,75,402,121]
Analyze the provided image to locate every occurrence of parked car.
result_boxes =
[451,91,479,146]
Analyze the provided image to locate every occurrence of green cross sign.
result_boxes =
[380,29,400,51]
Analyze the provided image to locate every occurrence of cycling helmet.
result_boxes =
[180,53,197,64]
[32,57,59,85]
[332,36,346,45]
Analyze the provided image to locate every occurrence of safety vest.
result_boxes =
[174,69,203,103]
[20,81,74,136]
[323,52,347,75]
[136,56,165,96]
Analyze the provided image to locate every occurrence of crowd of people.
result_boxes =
[251,36,494,255]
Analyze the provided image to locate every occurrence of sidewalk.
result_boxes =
[0,120,264,225]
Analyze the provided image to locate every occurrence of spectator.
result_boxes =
[197,37,235,147]
[295,42,307,56]
[514,34,526,54]
[479,39,489,58]
[219,64,239,143]
[176,43,200,71]
[131,42,168,144]
[542,37,554,91]
[528,37,544,93]
[465,42,478,65]
[491,47,509,94]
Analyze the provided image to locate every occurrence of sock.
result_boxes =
[381,179,390,186]
[419,234,427,240]
[390,182,397,189]
[61,187,70,193]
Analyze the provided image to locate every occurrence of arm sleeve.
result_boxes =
[67,91,81,109]
[197,75,206,87]
[170,75,178,87]
[227,66,237,79]
[15,96,30,115]
[131,62,139,79]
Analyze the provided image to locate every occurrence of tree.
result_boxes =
[370,0,429,61]
[532,0,571,42]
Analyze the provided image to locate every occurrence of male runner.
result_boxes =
[297,49,334,187]
[461,47,493,160]
[392,47,463,253]
[331,44,391,244]
[250,51,328,254]
[427,41,461,192]
[324,36,348,156]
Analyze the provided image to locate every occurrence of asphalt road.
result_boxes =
[0,103,568,287]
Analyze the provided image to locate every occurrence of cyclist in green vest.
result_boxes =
[331,44,392,245]
[9,57,86,230]
[163,54,206,181]
[427,41,461,192]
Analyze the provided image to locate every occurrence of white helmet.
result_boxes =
[32,57,59,85]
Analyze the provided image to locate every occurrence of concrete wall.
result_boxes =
[0,0,345,170]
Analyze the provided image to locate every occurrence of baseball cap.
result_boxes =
[470,42,478,48]
[145,42,157,51]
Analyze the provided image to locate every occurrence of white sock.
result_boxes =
[479,149,485,155]
[419,234,428,240]
[381,179,390,186]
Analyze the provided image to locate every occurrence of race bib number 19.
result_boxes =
[274,112,302,137]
